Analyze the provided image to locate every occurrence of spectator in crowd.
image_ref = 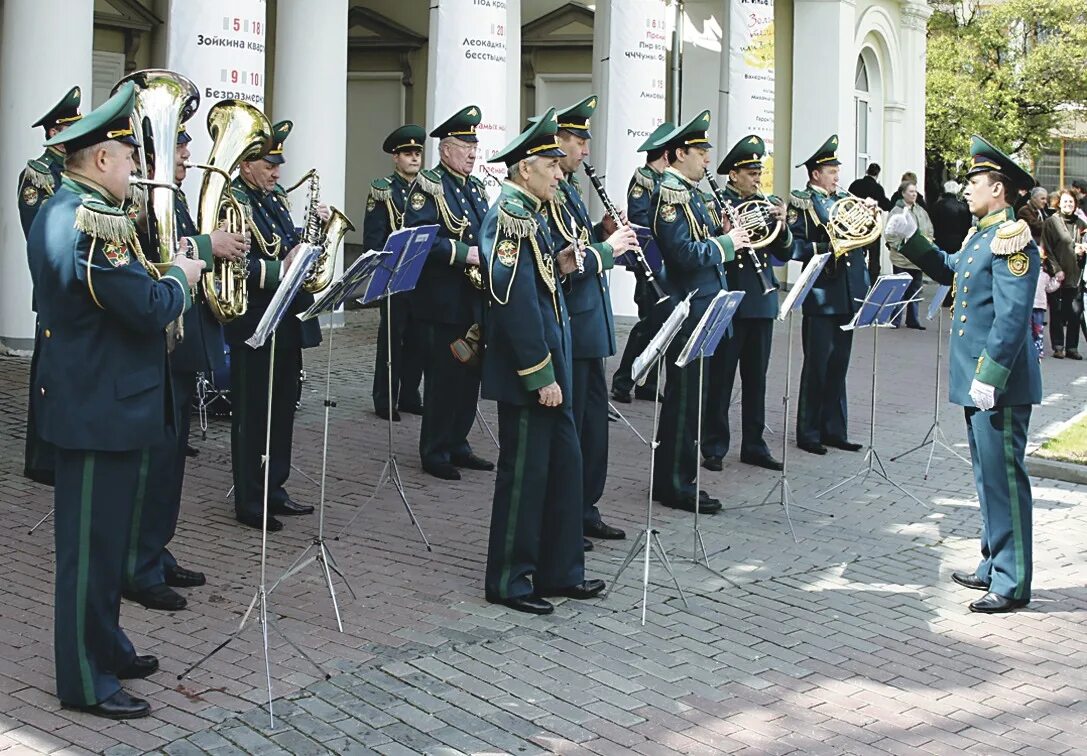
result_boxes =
[930,180,972,253]
[890,171,927,209]
[886,181,933,329]
[1017,186,1050,244]
[1070,178,1087,218]
[1041,190,1086,359]
[1033,252,1053,359]
[849,163,893,280]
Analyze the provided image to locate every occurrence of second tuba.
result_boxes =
[192,100,273,322]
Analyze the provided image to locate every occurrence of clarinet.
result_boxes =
[582,161,669,302]
[704,170,776,295]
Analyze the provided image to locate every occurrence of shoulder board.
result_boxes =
[700,190,717,203]
[497,198,536,239]
[369,177,392,203]
[788,190,813,210]
[992,219,1032,257]
[417,169,443,198]
[24,160,56,192]
[75,197,138,246]
[634,166,657,190]
[766,193,782,204]
[658,172,690,206]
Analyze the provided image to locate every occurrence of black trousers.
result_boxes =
[230,338,302,519]
[652,328,703,502]
[892,267,924,327]
[126,370,194,590]
[54,447,144,706]
[485,401,585,599]
[797,314,854,446]
[572,358,609,525]
[611,276,658,396]
[1048,288,1081,351]
[372,296,423,411]
[418,321,479,467]
[702,318,773,460]
[24,324,55,485]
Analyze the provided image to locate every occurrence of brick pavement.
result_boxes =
[0,295,1085,755]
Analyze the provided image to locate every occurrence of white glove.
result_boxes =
[883,207,918,245]
[969,379,996,411]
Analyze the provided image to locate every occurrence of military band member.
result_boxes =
[405,106,493,481]
[541,96,638,544]
[887,136,1040,613]
[650,111,749,512]
[480,109,605,615]
[366,124,426,421]
[701,135,792,472]
[227,120,322,531]
[789,135,874,455]
[27,83,205,718]
[20,86,82,486]
[124,122,248,610]
[611,121,674,404]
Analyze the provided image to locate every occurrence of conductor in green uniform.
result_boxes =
[480,110,605,615]
[887,136,1040,613]
[701,135,792,472]
[27,83,206,718]
[366,124,426,420]
[20,85,83,486]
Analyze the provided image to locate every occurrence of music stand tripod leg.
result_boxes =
[28,507,54,535]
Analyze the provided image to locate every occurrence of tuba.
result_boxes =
[191,100,273,322]
[114,69,200,348]
[282,168,356,294]
[826,195,882,258]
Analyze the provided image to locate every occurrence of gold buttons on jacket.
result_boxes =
[958,329,965,336]
[40,387,45,396]
[44,329,51,338]
[961,315,967,322]
[962,301,968,308]
[967,257,974,263]
[964,271,971,278]
[963,286,969,293]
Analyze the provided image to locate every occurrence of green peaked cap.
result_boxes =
[490,107,565,166]
[966,135,1036,190]
[796,134,839,170]
[554,94,598,139]
[44,81,136,153]
[717,134,766,174]
[638,122,675,153]
[661,110,713,151]
[430,105,482,143]
[33,86,83,130]
[382,124,425,154]
[262,120,292,164]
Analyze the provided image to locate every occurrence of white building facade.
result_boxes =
[0,0,930,350]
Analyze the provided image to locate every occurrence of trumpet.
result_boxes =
[581,161,669,303]
[704,170,777,295]
[826,195,881,258]
[282,169,355,294]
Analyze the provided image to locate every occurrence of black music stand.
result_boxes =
[266,245,406,631]
[816,273,926,507]
[179,243,327,728]
[890,284,969,477]
[336,225,437,549]
[611,293,691,625]
[675,290,744,571]
[742,253,833,542]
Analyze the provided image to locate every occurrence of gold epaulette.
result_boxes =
[75,197,139,246]
[497,199,536,239]
[416,169,443,198]
[633,167,655,191]
[788,191,813,211]
[369,177,392,204]
[659,184,689,207]
[991,219,1031,256]
[24,160,55,193]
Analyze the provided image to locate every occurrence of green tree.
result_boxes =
[926,0,1087,174]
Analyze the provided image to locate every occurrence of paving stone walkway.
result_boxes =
[0,297,1085,755]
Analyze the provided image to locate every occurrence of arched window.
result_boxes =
[854,55,871,176]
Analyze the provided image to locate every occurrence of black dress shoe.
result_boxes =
[798,441,828,455]
[123,584,186,611]
[906,323,927,331]
[611,388,632,404]
[236,512,283,532]
[486,594,554,615]
[423,462,461,481]
[585,520,626,540]
[823,437,863,452]
[969,592,1029,614]
[165,565,206,588]
[399,402,425,415]
[63,690,150,720]
[702,456,723,472]
[951,571,990,591]
[539,579,606,599]
[583,537,593,552]
[185,444,199,457]
[740,453,784,471]
[271,498,314,516]
[117,655,159,680]
[1067,349,1083,361]
[375,406,401,421]
[452,453,494,471]
[660,495,721,514]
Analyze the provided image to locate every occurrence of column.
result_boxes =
[273,0,349,279]
[789,0,856,188]
[0,0,94,350]
[899,1,932,191]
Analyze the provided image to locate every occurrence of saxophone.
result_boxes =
[283,168,355,294]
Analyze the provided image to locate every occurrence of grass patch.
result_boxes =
[1035,413,1087,465]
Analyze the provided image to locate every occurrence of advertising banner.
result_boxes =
[727,0,776,190]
